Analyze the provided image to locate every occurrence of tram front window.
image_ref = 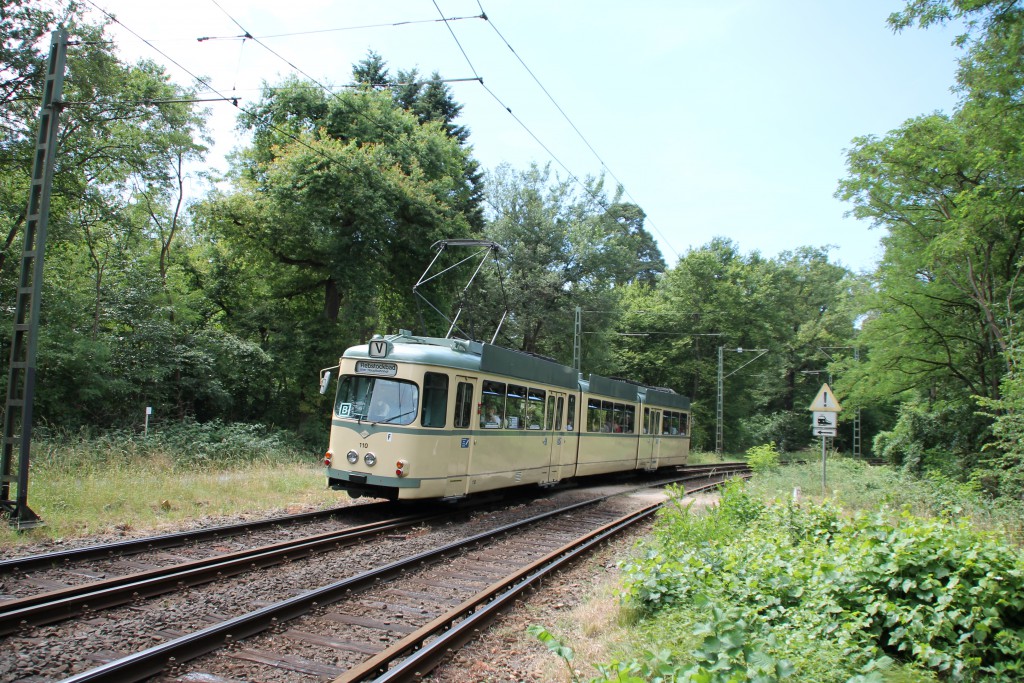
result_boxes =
[335,375,419,425]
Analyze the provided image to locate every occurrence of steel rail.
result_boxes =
[336,503,662,682]
[2,465,745,575]
[0,511,445,635]
[57,495,610,683]
[341,471,751,682]
[56,468,750,683]
[0,502,391,574]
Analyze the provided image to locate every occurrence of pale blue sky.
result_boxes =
[93,0,964,272]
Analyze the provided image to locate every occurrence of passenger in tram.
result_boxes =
[485,407,502,428]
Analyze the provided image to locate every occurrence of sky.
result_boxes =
[84,0,965,273]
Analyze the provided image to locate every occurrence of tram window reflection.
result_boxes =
[454,382,474,429]
[587,398,604,432]
[527,388,545,429]
[421,372,449,428]
[506,384,527,429]
[481,380,505,428]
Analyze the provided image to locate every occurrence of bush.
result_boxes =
[746,442,781,473]
[612,484,1024,681]
[33,420,317,473]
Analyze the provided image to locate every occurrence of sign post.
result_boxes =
[808,384,841,496]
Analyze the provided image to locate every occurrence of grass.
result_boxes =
[0,423,344,549]
[749,451,1024,541]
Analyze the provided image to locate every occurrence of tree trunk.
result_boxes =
[325,278,341,320]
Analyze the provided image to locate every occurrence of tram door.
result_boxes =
[641,407,661,470]
[545,391,568,482]
[445,376,477,498]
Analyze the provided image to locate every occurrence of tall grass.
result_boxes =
[749,454,1024,542]
[1,421,343,549]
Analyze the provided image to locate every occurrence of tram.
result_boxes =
[321,330,691,501]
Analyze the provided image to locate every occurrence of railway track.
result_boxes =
[0,463,748,683]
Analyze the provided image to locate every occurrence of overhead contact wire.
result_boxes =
[475,0,679,259]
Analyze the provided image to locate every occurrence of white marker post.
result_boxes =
[808,384,841,496]
[145,406,152,437]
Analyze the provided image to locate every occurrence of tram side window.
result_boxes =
[420,372,449,428]
[643,408,651,434]
[602,400,617,432]
[623,405,636,434]
[662,411,671,435]
[454,382,474,429]
[664,411,680,435]
[587,398,604,432]
[680,413,689,436]
[545,395,556,431]
[611,403,625,433]
[566,395,576,431]
[481,380,506,428]
[506,384,527,429]
[527,388,546,429]
[555,396,564,431]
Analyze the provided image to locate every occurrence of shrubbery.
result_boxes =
[34,420,317,472]
[745,442,780,473]
[601,483,1024,682]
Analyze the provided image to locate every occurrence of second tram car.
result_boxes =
[322,330,691,501]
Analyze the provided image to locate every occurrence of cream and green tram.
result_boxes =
[322,331,692,501]
[574,377,692,476]
[323,331,581,500]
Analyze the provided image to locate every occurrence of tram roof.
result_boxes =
[342,331,691,408]
[342,331,579,390]
[642,387,691,411]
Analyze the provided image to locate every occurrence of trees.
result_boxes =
[472,163,665,368]
[612,240,857,452]
[0,3,218,427]
[192,72,480,427]
[837,0,1024,468]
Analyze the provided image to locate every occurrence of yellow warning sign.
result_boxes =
[808,383,841,412]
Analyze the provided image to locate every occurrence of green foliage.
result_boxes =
[836,0,1024,479]
[34,420,316,473]
[611,240,859,454]
[613,484,1024,681]
[528,625,579,682]
[872,401,986,476]
[745,442,780,473]
[975,347,1024,499]
[593,605,795,683]
[468,163,665,366]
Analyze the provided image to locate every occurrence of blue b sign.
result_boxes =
[461,438,470,448]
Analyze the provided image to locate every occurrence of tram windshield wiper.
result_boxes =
[372,410,415,426]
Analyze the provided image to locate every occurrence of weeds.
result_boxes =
[1,422,339,547]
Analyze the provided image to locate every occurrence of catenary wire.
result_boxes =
[474,0,679,259]
[87,0,673,263]
[433,1,679,260]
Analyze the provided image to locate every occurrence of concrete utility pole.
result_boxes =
[1,28,67,529]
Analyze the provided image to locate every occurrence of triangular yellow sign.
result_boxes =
[808,383,841,412]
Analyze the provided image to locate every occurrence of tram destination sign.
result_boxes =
[355,360,398,376]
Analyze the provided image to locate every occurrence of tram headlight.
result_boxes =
[396,459,408,477]
[324,450,333,467]
[346,450,359,464]
[364,452,377,467]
